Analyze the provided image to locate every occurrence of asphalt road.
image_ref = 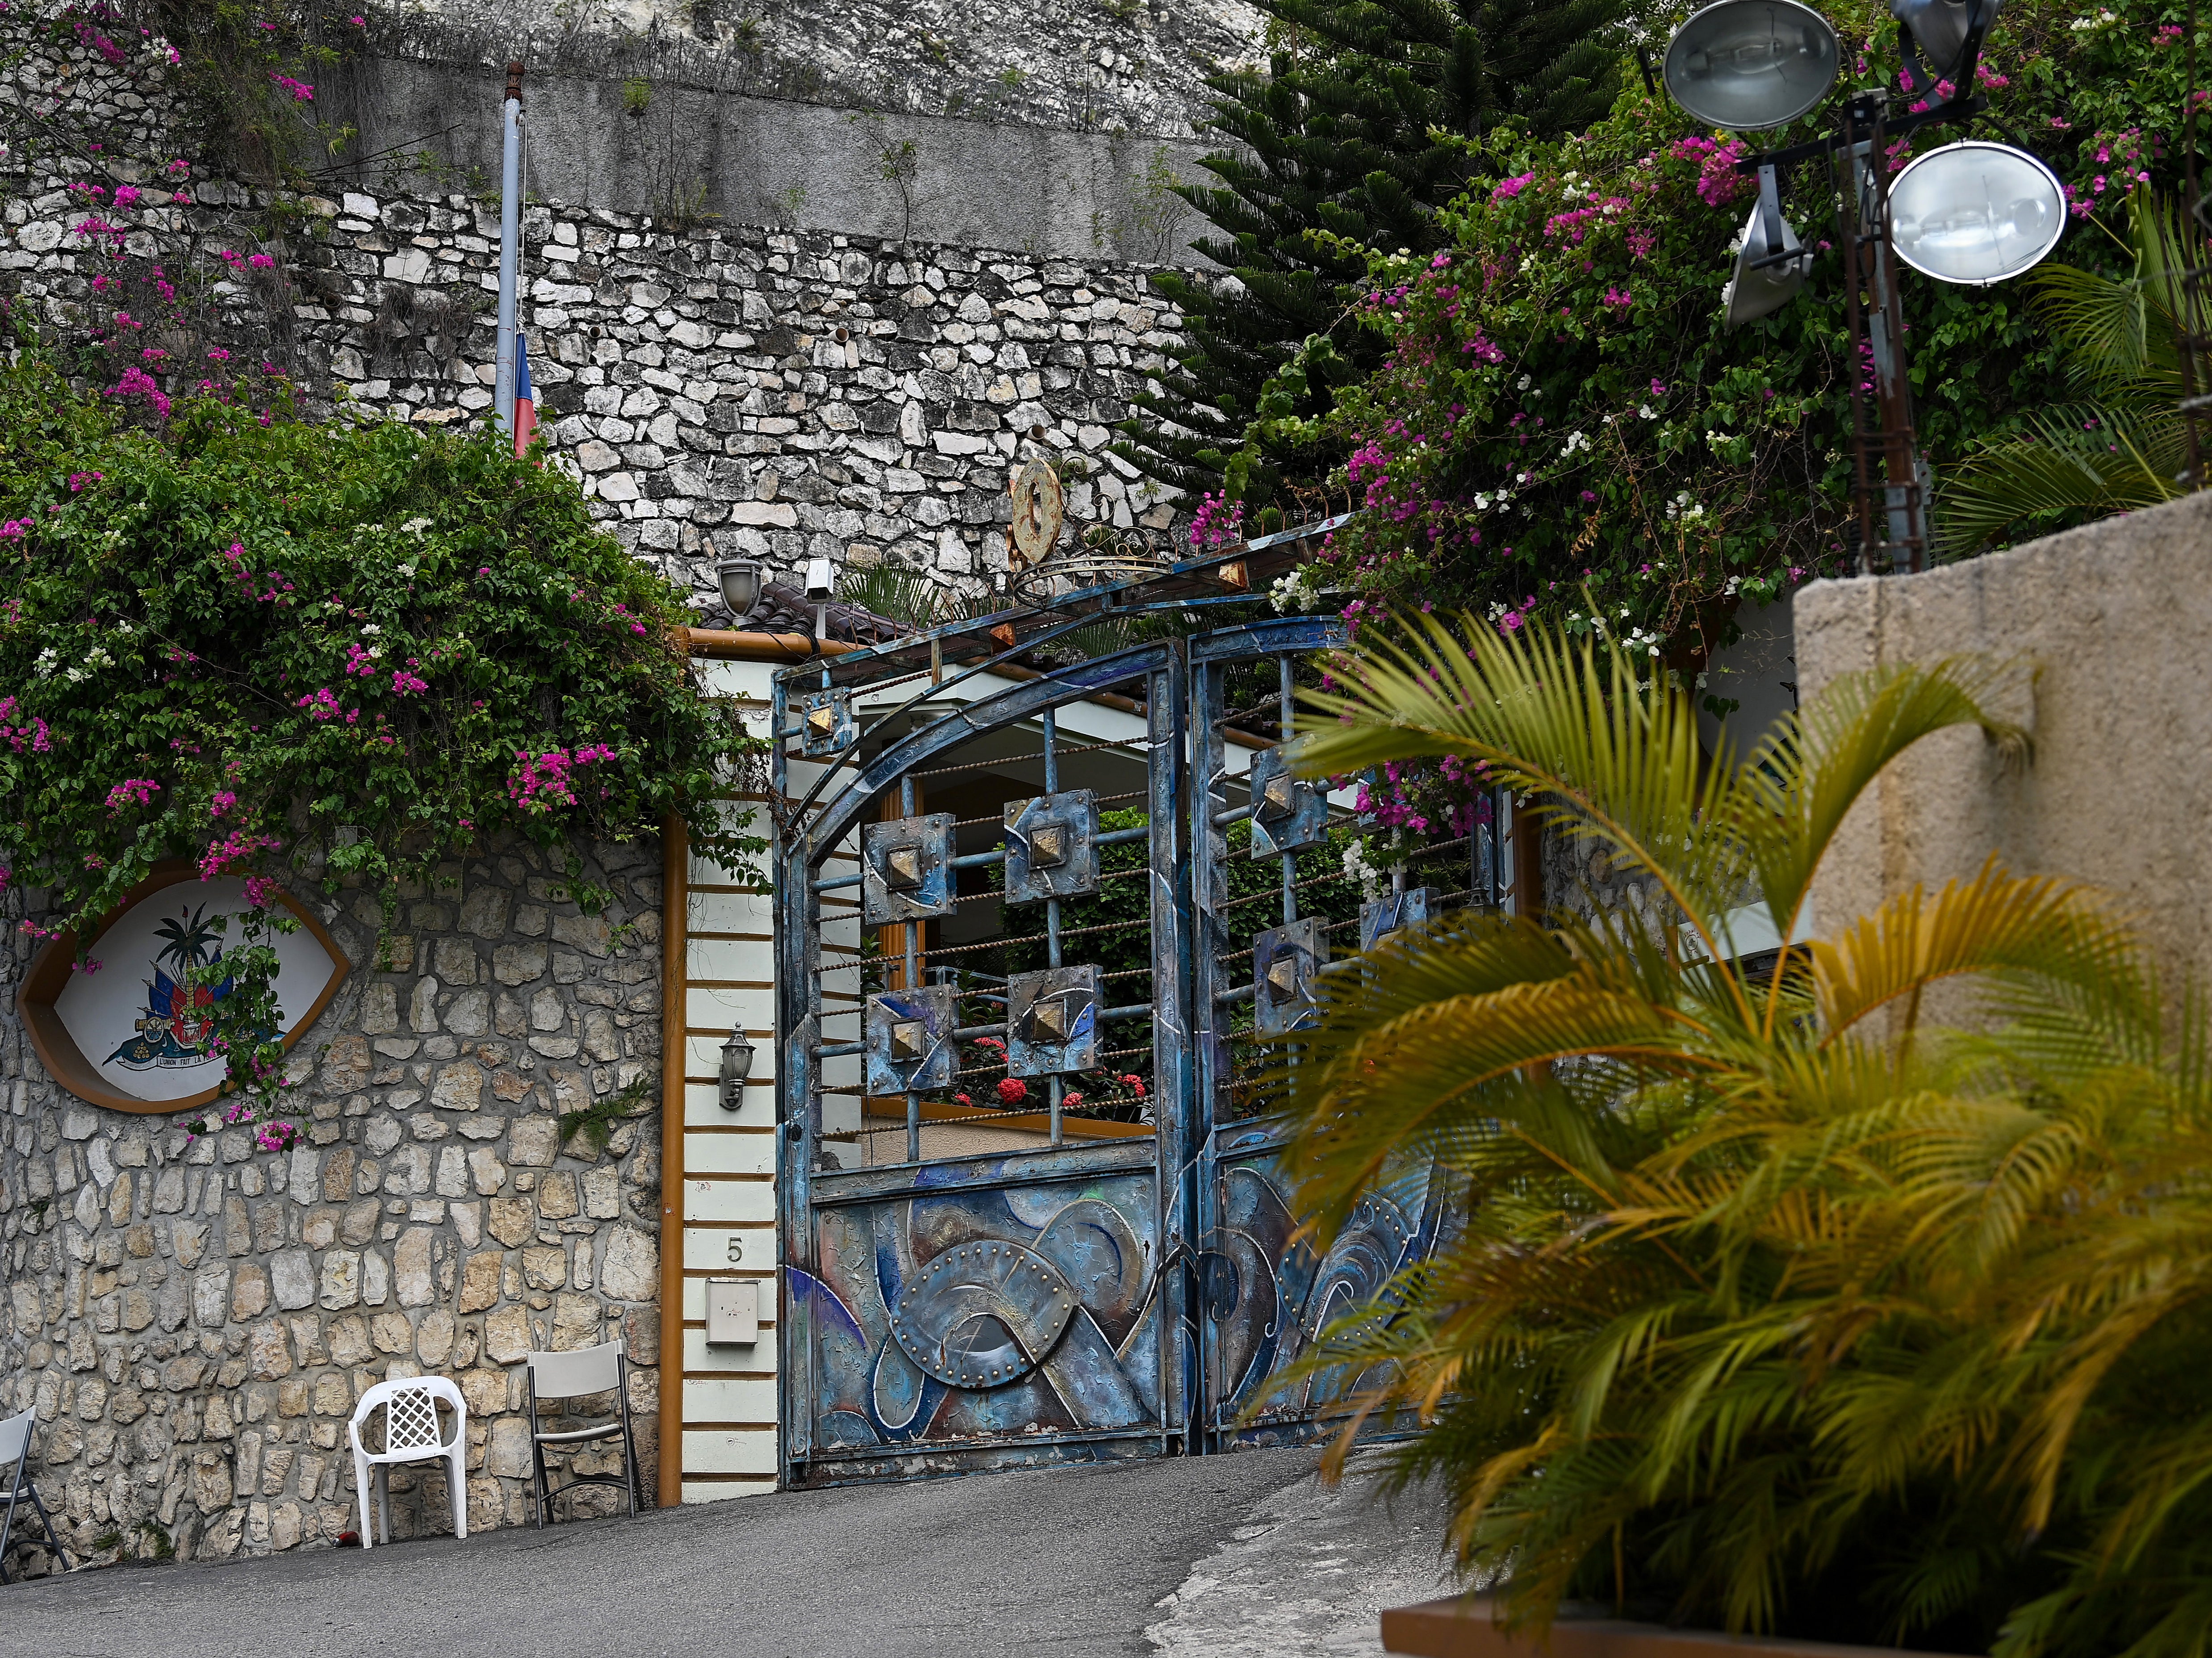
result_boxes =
[0,1444,1451,1658]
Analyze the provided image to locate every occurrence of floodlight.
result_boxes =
[1723,165,1812,326]
[1888,141,2064,285]
[1663,0,1842,131]
[1891,0,1997,83]
[715,556,763,622]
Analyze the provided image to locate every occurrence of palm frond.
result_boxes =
[1938,404,2187,554]
[1256,610,2212,1654]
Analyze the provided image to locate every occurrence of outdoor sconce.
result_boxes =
[804,555,836,644]
[719,1023,756,1110]
[716,557,764,625]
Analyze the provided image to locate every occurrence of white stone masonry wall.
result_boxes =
[0,836,667,1567]
[0,11,1194,615]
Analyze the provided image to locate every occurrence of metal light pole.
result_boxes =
[1839,95,1931,571]
[494,60,524,439]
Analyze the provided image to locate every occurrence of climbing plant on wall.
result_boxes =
[0,350,761,1124]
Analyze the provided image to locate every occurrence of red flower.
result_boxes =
[996,1078,1028,1106]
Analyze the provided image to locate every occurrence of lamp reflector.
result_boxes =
[1723,203,1811,327]
[1723,163,1812,327]
[1890,0,1998,81]
[1663,0,1842,131]
[1888,141,2064,286]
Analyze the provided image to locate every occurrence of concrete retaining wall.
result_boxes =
[1794,488,2212,986]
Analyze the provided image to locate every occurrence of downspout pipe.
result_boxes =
[494,61,523,437]
[657,812,688,1508]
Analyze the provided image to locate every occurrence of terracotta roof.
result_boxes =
[692,579,918,647]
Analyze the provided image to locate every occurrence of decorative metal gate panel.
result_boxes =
[772,523,1472,1488]
[1182,618,1462,1448]
[775,639,1192,1486]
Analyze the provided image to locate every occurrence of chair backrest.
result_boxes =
[349,1376,465,1457]
[0,1406,33,1468]
[524,1340,624,1403]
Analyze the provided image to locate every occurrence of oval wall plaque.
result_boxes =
[22,862,351,1114]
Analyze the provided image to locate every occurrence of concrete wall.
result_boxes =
[343,56,1217,264]
[1794,488,2212,985]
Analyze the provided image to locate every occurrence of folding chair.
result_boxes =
[347,1376,468,1547]
[520,1340,640,1527]
[0,1407,72,1583]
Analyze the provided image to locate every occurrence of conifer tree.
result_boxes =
[1129,0,1626,521]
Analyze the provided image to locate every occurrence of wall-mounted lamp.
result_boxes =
[719,1024,756,1110]
[804,555,836,645]
[716,557,763,625]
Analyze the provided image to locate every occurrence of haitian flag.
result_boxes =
[513,331,537,459]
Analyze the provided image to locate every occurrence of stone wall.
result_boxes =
[1,10,1196,614]
[0,835,667,1567]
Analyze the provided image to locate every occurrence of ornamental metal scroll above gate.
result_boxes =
[770,519,1493,1489]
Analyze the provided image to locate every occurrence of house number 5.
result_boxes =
[726,1237,744,1264]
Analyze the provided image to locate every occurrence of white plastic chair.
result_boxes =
[347,1376,468,1548]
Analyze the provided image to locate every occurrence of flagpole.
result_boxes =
[494,59,524,437]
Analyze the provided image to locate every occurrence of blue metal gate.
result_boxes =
[770,528,1462,1487]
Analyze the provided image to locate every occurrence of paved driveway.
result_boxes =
[3,1445,1453,1657]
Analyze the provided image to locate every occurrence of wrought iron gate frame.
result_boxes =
[770,519,1412,1489]
[773,637,1196,1487]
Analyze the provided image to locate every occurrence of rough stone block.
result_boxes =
[598,1226,657,1303]
[493,943,549,986]
[435,1146,470,1199]
[370,1311,413,1355]
[521,1246,567,1290]
[193,1267,232,1328]
[536,1172,580,1220]
[247,1320,293,1381]
[318,1251,361,1312]
[484,1305,532,1366]
[230,1266,270,1323]
[457,886,511,938]
[394,1227,436,1307]
[485,1415,532,1478]
[457,1250,503,1315]
[507,1117,559,1168]
[431,1064,484,1112]
[486,1198,535,1248]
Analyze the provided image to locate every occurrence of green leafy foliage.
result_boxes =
[1940,188,2194,550]
[1273,612,2212,1656]
[557,1074,654,1156]
[0,353,759,1112]
[1259,0,2211,635]
[1125,0,1627,516]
